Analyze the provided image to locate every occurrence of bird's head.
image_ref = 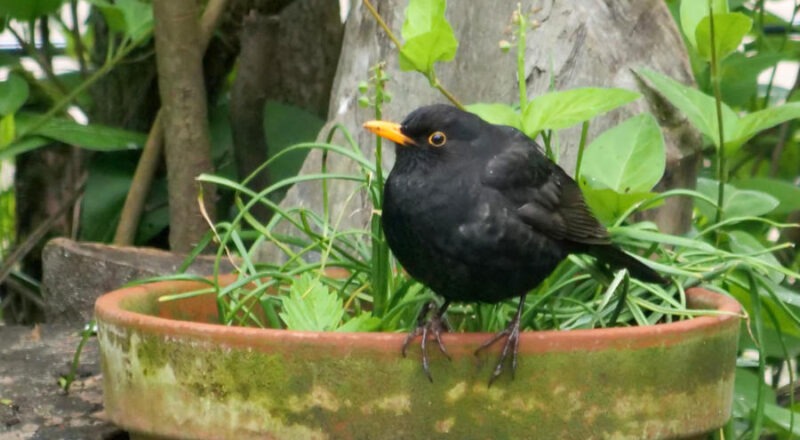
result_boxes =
[363,104,485,155]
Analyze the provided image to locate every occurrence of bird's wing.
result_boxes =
[481,134,610,245]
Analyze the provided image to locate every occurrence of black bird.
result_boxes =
[363,104,666,384]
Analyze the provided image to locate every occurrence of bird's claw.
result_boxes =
[475,315,522,386]
[401,301,450,382]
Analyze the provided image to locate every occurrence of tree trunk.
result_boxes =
[256,0,699,262]
[229,0,343,222]
[153,0,217,252]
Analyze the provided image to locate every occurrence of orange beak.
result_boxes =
[363,120,416,146]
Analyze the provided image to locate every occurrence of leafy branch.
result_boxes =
[363,0,464,109]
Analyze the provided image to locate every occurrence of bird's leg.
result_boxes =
[475,295,526,386]
[401,300,451,382]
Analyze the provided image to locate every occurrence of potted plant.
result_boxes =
[95,1,800,438]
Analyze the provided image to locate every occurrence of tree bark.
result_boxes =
[229,0,343,222]
[114,0,229,246]
[153,0,217,252]
[256,0,700,262]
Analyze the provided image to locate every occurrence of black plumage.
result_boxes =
[364,104,665,383]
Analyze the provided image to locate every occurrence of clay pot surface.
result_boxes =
[96,277,741,440]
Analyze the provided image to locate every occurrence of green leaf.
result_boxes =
[719,52,783,107]
[465,103,521,129]
[733,177,800,216]
[86,0,127,34]
[727,230,784,284]
[15,113,146,151]
[521,88,640,137]
[0,0,63,21]
[86,0,152,41]
[398,0,458,75]
[399,29,458,75]
[580,113,665,194]
[79,152,130,242]
[0,114,14,148]
[116,0,154,41]
[401,0,446,40]
[730,281,800,357]
[733,368,776,416]
[337,313,381,332]
[279,274,344,331]
[695,178,779,221]
[580,188,656,225]
[679,0,729,49]
[0,136,49,161]
[763,403,800,436]
[637,68,737,148]
[727,103,800,153]
[79,151,169,243]
[0,73,29,116]
[263,101,325,190]
[695,13,752,61]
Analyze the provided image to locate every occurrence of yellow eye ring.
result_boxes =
[428,131,447,147]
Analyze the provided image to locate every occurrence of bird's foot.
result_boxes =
[401,301,451,382]
[474,314,522,386]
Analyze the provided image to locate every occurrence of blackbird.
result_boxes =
[363,104,666,384]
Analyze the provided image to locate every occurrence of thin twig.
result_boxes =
[113,112,163,244]
[433,79,464,110]
[362,0,464,110]
[7,24,68,97]
[2,275,45,309]
[363,0,402,48]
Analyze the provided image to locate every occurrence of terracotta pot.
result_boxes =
[96,277,741,440]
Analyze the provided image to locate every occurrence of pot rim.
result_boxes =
[95,276,742,354]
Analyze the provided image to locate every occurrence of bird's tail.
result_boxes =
[589,246,668,285]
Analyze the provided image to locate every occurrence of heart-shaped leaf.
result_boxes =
[580,113,665,194]
[521,87,640,137]
[15,113,147,151]
[465,103,521,129]
[695,13,752,61]
[726,102,800,153]
[727,230,784,284]
[0,73,29,116]
[679,0,729,49]
[733,177,800,216]
[398,0,458,75]
[580,187,656,225]
[637,68,737,148]
[0,0,63,21]
[695,178,779,221]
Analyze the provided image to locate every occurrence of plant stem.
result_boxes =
[16,35,145,140]
[708,5,727,225]
[432,76,465,110]
[747,271,766,440]
[370,65,391,319]
[575,121,590,180]
[516,4,527,110]
[363,0,402,48]
[61,321,96,392]
[363,0,464,110]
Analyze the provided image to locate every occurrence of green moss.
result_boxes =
[100,313,739,439]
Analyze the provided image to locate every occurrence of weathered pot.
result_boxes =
[96,277,741,440]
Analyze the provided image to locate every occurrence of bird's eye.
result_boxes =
[428,131,447,147]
